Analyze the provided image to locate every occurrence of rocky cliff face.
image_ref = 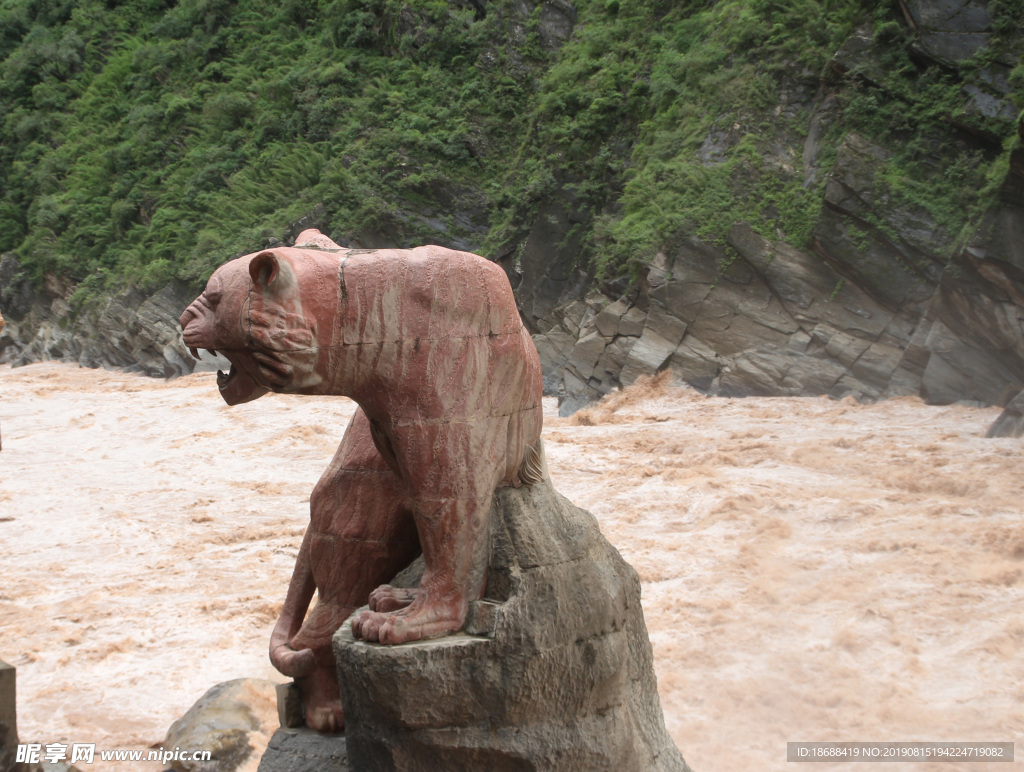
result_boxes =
[529,0,1024,413]
[1,0,1022,413]
[536,123,1024,413]
[0,252,202,376]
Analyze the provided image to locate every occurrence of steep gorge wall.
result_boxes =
[536,122,1024,413]
[0,253,199,377]
[526,0,1024,412]
[1,0,1022,414]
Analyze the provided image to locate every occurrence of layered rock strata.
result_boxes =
[535,120,1024,414]
[0,255,213,377]
[525,2,1024,414]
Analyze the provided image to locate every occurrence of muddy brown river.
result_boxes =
[1,363,1021,771]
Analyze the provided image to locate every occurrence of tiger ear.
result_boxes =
[249,251,280,287]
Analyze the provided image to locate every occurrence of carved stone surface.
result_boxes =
[332,482,691,772]
[180,231,544,732]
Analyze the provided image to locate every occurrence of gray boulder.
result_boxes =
[331,481,690,772]
[163,679,279,772]
[986,390,1024,438]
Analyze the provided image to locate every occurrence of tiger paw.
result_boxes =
[368,584,418,612]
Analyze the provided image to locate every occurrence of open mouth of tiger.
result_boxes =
[184,345,254,403]
[213,358,269,406]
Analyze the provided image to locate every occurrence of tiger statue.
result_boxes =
[179,229,544,732]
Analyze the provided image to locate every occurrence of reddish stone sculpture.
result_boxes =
[179,230,544,732]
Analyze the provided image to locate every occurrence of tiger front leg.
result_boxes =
[269,529,317,679]
[351,417,504,645]
[268,529,344,732]
[351,494,491,644]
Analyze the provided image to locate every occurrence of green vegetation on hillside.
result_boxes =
[1,0,549,304]
[495,0,867,277]
[1,0,1021,307]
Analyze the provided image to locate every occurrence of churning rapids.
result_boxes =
[1,362,1021,771]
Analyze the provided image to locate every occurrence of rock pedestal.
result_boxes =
[332,482,690,772]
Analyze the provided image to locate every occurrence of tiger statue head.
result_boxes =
[180,248,324,405]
